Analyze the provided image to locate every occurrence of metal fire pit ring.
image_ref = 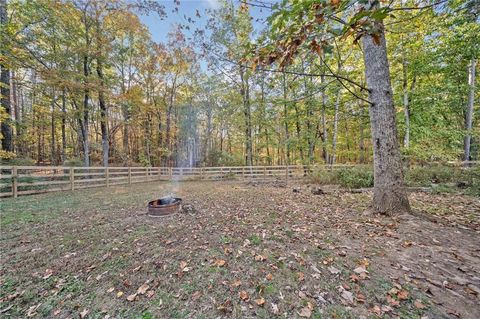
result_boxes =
[147,197,182,217]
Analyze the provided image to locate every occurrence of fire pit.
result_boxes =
[147,196,182,216]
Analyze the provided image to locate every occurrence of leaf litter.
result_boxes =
[0,181,479,318]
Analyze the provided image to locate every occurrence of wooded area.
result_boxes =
[1,0,477,169]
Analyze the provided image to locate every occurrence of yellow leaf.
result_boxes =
[255,297,265,306]
[239,290,249,301]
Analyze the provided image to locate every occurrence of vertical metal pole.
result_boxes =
[128,167,132,184]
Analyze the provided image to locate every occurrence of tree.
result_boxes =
[361,15,409,213]
[0,0,13,152]
[252,0,418,214]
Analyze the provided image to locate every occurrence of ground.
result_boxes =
[0,180,479,319]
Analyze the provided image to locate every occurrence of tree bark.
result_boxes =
[362,21,410,214]
[97,58,109,167]
[320,74,328,163]
[282,73,290,164]
[12,71,20,151]
[402,49,410,149]
[81,55,90,167]
[330,90,341,165]
[464,58,476,162]
[50,90,56,165]
[240,67,253,166]
[0,0,12,152]
[61,89,67,163]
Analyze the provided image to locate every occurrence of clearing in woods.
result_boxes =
[0,181,479,318]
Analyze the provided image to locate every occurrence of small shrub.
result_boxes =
[336,167,374,189]
[463,166,480,196]
[0,156,35,166]
[0,150,16,162]
[406,165,456,186]
[63,158,84,167]
[309,167,337,185]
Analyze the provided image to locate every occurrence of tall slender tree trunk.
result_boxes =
[464,58,476,162]
[0,0,12,152]
[320,74,328,163]
[293,101,304,164]
[165,76,177,166]
[282,73,290,164]
[305,76,315,164]
[330,90,342,165]
[61,89,67,163]
[240,67,253,166]
[12,71,20,151]
[402,49,410,149]
[50,90,56,165]
[97,59,109,167]
[81,55,90,167]
[362,21,410,214]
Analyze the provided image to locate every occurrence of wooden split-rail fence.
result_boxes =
[0,165,356,198]
[1,161,476,198]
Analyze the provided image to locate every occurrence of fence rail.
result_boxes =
[0,165,332,198]
[0,162,477,198]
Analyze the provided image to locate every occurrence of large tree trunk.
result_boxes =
[0,0,12,152]
[362,21,410,215]
[464,58,476,162]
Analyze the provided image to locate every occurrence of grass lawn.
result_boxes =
[1,181,479,318]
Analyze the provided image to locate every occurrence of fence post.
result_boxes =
[146,167,149,181]
[69,167,74,191]
[12,166,18,198]
[128,167,132,184]
[242,167,245,180]
[263,166,266,179]
[169,167,172,181]
[106,167,110,187]
[285,165,289,184]
[201,167,204,180]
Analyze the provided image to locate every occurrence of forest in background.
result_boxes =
[0,0,478,168]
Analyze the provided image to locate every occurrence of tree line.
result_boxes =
[0,0,478,171]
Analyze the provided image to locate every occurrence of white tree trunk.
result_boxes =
[362,22,410,214]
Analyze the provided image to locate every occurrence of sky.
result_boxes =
[138,0,272,44]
